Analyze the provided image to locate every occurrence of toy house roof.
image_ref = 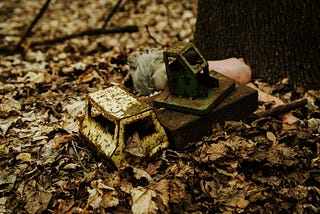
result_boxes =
[88,86,152,119]
[164,41,207,75]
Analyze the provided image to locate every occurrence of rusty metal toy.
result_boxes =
[154,42,235,115]
[80,86,169,168]
[150,42,258,149]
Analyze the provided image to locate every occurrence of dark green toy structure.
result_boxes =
[155,41,235,115]
[164,41,219,98]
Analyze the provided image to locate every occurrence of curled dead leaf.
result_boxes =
[0,98,21,118]
[0,171,16,193]
[132,167,152,182]
[149,179,170,211]
[0,197,8,214]
[63,163,79,170]
[24,190,52,214]
[279,185,308,200]
[236,197,250,209]
[125,132,145,157]
[266,131,277,143]
[80,73,95,83]
[197,143,228,162]
[169,178,187,204]
[131,187,157,214]
[87,180,119,210]
[16,153,33,162]
[0,116,19,136]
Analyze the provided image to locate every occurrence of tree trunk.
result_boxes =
[194,0,320,89]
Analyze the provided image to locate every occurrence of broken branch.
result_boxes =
[16,0,51,49]
[71,140,88,172]
[101,0,122,29]
[1,25,138,54]
[247,98,308,122]
[145,25,165,46]
[29,25,138,47]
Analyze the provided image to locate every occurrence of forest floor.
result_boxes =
[0,0,319,213]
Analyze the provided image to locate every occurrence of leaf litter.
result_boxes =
[1,0,319,213]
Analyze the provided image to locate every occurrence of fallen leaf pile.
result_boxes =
[1,0,319,213]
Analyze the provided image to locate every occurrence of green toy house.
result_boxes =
[163,41,219,98]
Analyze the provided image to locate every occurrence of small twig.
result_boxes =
[16,0,51,49]
[247,98,308,122]
[246,187,270,197]
[0,33,20,37]
[71,140,88,172]
[145,25,166,46]
[257,98,307,117]
[101,0,122,29]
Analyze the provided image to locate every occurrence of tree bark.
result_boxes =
[194,0,320,89]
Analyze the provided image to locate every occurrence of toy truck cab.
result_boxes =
[80,86,169,168]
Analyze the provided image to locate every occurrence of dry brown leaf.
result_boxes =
[218,191,249,212]
[145,160,162,176]
[266,131,277,143]
[24,190,52,214]
[72,61,87,71]
[0,116,19,136]
[54,134,76,148]
[26,50,46,62]
[109,72,124,85]
[197,143,228,162]
[80,73,95,83]
[252,175,282,187]
[169,178,187,204]
[24,71,48,84]
[39,136,65,163]
[63,99,86,118]
[223,136,255,159]
[82,171,96,183]
[267,143,298,166]
[201,179,218,199]
[0,197,8,214]
[0,171,16,193]
[131,187,157,214]
[279,185,308,200]
[236,197,250,209]
[149,179,170,210]
[100,192,119,209]
[57,198,75,213]
[62,121,80,133]
[16,152,33,162]
[174,161,194,178]
[125,132,145,157]
[87,188,101,209]
[0,98,21,118]
[133,167,152,182]
[87,180,119,209]
[63,163,79,170]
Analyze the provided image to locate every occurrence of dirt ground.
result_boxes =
[0,0,319,213]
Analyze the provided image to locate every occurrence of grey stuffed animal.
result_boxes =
[128,49,168,95]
